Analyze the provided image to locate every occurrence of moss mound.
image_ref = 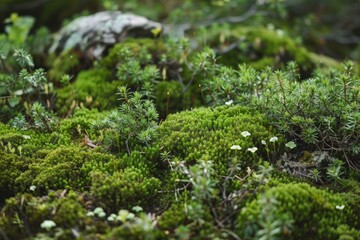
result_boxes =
[157,105,282,176]
[213,27,340,78]
[237,182,360,239]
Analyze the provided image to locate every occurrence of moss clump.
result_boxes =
[100,38,166,70]
[158,202,189,230]
[0,193,49,239]
[59,107,108,141]
[0,122,72,157]
[158,199,219,239]
[155,81,184,117]
[0,191,91,239]
[0,151,33,203]
[55,68,118,115]
[237,183,360,240]
[157,105,281,176]
[47,50,80,81]
[52,193,87,228]
[118,147,163,177]
[214,27,340,78]
[17,147,114,192]
[106,219,164,240]
[91,167,161,212]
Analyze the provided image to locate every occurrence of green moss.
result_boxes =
[0,132,24,144]
[118,147,163,176]
[158,199,218,239]
[158,202,189,230]
[59,107,108,141]
[0,193,50,239]
[157,105,281,176]
[0,191,91,239]
[0,151,33,203]
[100,38,166,69]
[55,68,118,115]
[214,27,340,78]
[334,174,360,218]
[0,123,72,157]
[237,183,360,239]
[106,219,164,240]
[91,167,161,212]
[47,50,80,81]
[156,81,183,117]
[53,196,87,227]
[17,146,114,192]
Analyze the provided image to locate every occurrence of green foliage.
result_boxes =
[0,151,33,203]
[201,62,270,106]
[0,49,53,124]
[158,158,275,239]
[157,160,221,239]
[0,13,35,56]
[157,105,281,176]
[199,60,360,170]
[91,167,161,212]
[237,183,360,240]
[10,102,58,133]
[52,195,87,228]
[30,102,58,131]
[0,194,49,239]
[100,38,205,117]
[216,26,312,71]
[0,3,359,239]
[118,147,163,178]
[96,87,158,154]
[55,68,117,115]
[106,210,163,239]
[0,191,90,240]
[18,147,113,192]
[100,39,165,70]
[116,48,160,91]
[58,107,107,140]
[47,50,79,81]
[0,122,70,157]
[250,61,360,169]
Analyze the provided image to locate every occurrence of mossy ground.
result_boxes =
[1,29,359,239]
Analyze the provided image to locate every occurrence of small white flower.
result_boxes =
[107,213,118,222]
[248,147,258,153]
[132,206,143,213]
[29,185,36,191]
[93,207,104,214]
[225,100,233,106]
[336,205,345,210]
[261,140,266,145]
[231,145,242,150]
[276,29,284,37]
[241,131,251,137]
[40,220,56,230]
[93,207,105,217]
[127,213,135,220]
[22,135,31,139]
[86,211,95,217]
[98,211,106,218]
[269,136,278,143]
[285,141,297,149]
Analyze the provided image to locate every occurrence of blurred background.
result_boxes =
[0,0,359,60]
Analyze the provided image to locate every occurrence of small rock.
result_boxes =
[50,11,162,59]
